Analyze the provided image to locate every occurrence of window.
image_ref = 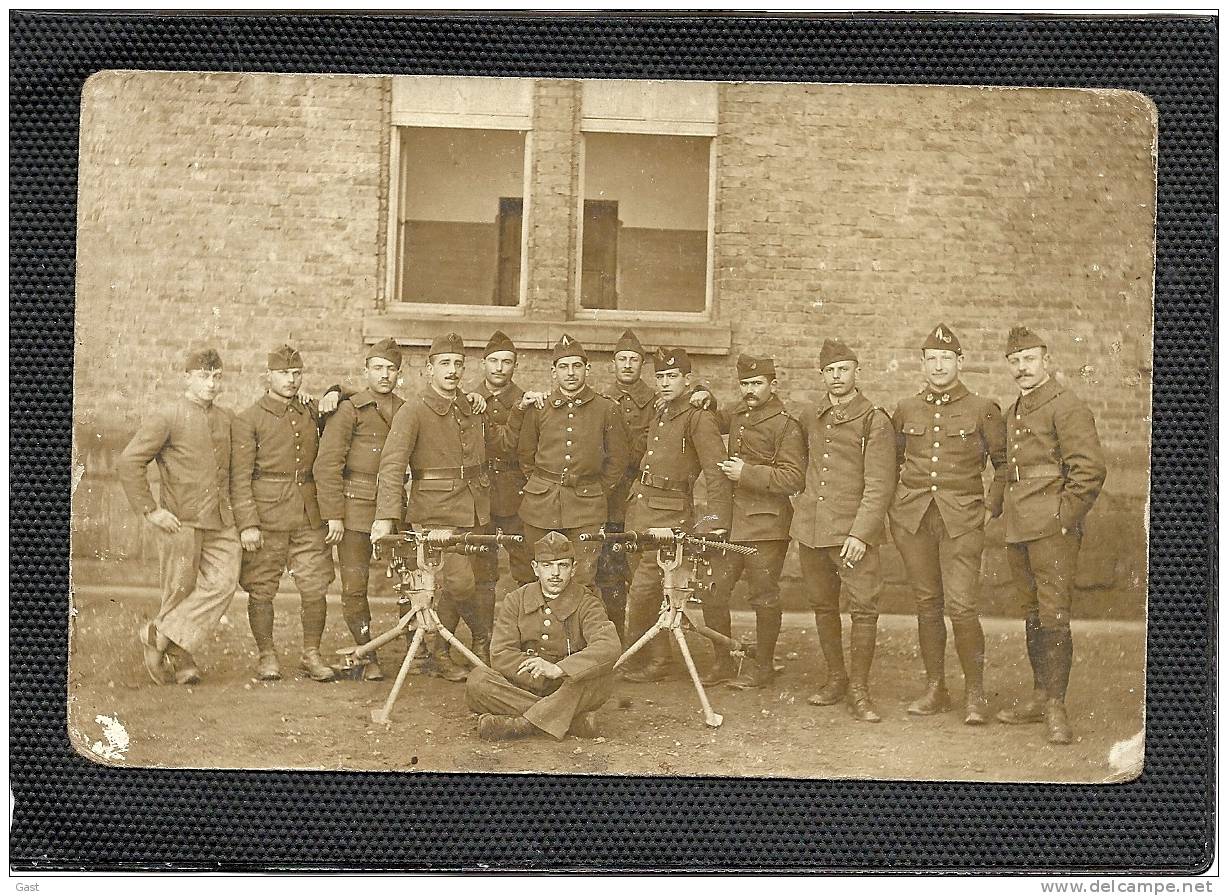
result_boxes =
[576,80,718,317]
[579,132,713,313]
[394,127,526,306]
[387,77,532,309]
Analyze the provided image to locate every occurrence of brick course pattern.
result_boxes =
[72,75,1154,612]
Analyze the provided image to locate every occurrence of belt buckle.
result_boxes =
[639,471,652,486]
[1010,465,1021,482]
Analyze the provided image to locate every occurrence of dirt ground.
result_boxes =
[67,586,1146,783]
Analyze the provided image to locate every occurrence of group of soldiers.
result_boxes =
[117,321,1106,747]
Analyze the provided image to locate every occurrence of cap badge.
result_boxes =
[935,327,951,343]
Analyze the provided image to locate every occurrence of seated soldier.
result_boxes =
[466,531,621,741]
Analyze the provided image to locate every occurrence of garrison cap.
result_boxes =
[922,323,962,355]
[484,330,517,358]
[613,328,646,358]
[1005,326,1046,356]
[183,347,223,372]
[365,337,403,368]
[266,344,304,371]
[818,339,858,370]
[429,332,466,358]
[736,353,776,380]
[533,530,575,562]
[652,346,692,374]
[552,333,587,364]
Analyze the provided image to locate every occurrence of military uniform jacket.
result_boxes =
[625,391,733,532]
[118,396,235,531]
[713,396,806,542]
[517,385,631,530]
[890,381,1008,539]
[601,378,657,525]
[1002,377,1107,544]
[314,388,406,533]
[479,380,527,518]
[491,580,621,696]
[790,392,897,549]
[375,388,491,528]
[230,395,326,532]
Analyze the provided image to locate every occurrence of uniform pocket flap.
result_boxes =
[955,492,985,506]
[575,482,604,498]
[904,425,928,435]
[647,494,685,512]
[415,479,455,492]
[521,477,551,496]
[343,479,377,501]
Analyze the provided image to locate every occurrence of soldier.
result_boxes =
[703,354,807,689]
[371,332,491,683]
[596,329,656,640]
[117,347,241,685]
[231,345,337,682]
[517,334,630,589]
[471,330,535,634]
[996,326,1106,745]
[313,337,405,682]
[890,324,1008,725]
[465,531,621,741]
[620,347,733,684]
[793,339,896,722]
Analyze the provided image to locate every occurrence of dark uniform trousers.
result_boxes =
[465,666,613,741]
[891,504,984,624]
[472,513,535,601]
[1007,531,1081,698]
[713,539,789,609]
[797,544,883,626]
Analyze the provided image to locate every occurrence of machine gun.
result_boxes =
[579,527,757,728]
[337,529,523,724]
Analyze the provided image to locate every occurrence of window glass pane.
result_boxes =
[397,127,525,305]
[580,133,710,313]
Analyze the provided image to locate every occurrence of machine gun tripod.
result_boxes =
[580,528,757,728]
[337,529,523,724]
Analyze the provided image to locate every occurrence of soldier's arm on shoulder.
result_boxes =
[692,409,734,529]
[1054,398,1108,513]
[116,407,175,516]
[229,409,262,532]
[556,595,621,680]
[849,409,898,544]
[516,404,540,479]
[374,402,417,521]
[314,400,356,521]
[890,402,909,470]
[599,402,632,491]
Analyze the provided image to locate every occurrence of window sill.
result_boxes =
[364,311,732,355]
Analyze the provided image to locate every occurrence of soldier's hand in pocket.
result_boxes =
[325,520,345,545]
[240,527,264,552]
[145,508,181,535]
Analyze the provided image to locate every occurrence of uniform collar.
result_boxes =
[420,388,470,417]
[350,388,378,409]
[521,579,586,619]
[661,389,698,420]
[1017,377,1062,412]
[920,380,969,406]
[607,377,655,408]
[258,394,300,417]
[734,394,785,425]
[816,391,870,422]
[479,379,524,405]
[548,384,596,408]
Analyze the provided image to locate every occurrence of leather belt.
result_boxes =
[1009,463,1063,482]
[342,470,377,484]
[489,458,522,474]
[638,470,688,493]
[253,470,313,484]
[534,468,600,487]
[408,464,484,481]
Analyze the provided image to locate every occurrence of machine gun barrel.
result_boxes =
[374,531,523,556]
[579,529,756,556]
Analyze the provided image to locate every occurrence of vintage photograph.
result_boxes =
[68,72,1154,782]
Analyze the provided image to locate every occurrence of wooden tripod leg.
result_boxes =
[431,611,488,670]
[672,627,724,728]
[615,619,665,670]
[684,612,741,653]
[346,612,414,661]
[371,625,425,725]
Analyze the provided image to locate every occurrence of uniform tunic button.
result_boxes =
[933,442,940,448]
[544,607,551,614]
[567,428,573,433]
[930,471,938,478]
[541,634,549,641]
[821,467,828,472]
[1010,456,1017,463]
[543,619,551,627]
[933,426,940,432]
[931,456,939,462]
[931,485,938,492]
[565,455,571,460]
[819,481,825,486]
[648,451,654,456]
[822,453,829,458]
[934,413,941,419]
[818,496,825,502]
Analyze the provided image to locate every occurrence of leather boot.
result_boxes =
[621,639,669,683]
[600,588,627,643]
[952,618,989,725]
[1045,699,1073,745]
[478,714,538,741]
[845,619,881,723]
[471,635,492,667]
[301,648,336,682]
[729,607,782,690]
[807,611,848,705]
[996,689,1047,724]
[701,650,739,685]
[907,617,951,715]
[433,639,469,683]
[568,711,601,739]
[300,596,335,681]
[998,620,1060,724]
[165,643,201,685]
[1042,626,1074,744]
[248,600,280,681]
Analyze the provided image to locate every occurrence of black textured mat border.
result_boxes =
[9,12,1216,872]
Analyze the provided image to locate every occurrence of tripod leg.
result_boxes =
[343,612,414,661]
[431,611,488,670]
[672,626,723,728]
[615,618,666,670]
[684,612,741,653]
[371,625,425,725]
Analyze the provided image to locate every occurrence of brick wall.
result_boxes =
[72,75,1154,613]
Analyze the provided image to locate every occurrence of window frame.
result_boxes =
[384,117,534,316]
[571,124,718,323]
